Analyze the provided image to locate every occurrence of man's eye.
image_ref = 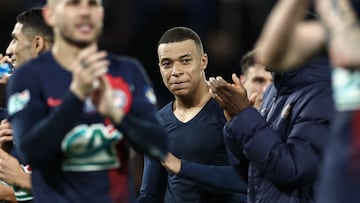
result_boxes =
[181,59,192,64]
[254,78,265,83]
[161,62,171,67]
[89,0,99,6]
[67,0,80,5]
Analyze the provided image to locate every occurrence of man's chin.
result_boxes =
[71,38,95,48]
[63,35,96,48]
[172,89,189,97]
[75,41,94,48]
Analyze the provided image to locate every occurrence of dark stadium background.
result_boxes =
[0,0,276,107]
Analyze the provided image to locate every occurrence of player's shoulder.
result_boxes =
[157,102,173,119]
[107,53,150,82]
[10,52,53,85]
[15,51,53,75]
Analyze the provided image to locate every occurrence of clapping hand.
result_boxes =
[207,73,256,120]
[70,45,109,100]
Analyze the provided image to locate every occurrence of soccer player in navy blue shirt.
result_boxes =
[6,0,167,203]
[0,8,54,203]
[137,27,247,203]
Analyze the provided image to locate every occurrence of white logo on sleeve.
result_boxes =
[8,89,30,115]
[144,86,157,104]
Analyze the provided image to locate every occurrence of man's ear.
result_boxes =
[200,53,208,70]
[33,36,46,54]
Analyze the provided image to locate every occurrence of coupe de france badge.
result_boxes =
[8,89,30,116]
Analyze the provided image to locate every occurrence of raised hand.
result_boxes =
[316,0,360,69]
[70,46,109,100]
[207,73,250,119]
[91,76,125,124]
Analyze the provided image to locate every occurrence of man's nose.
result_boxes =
[171,62,182,75]
[5,43,13,56]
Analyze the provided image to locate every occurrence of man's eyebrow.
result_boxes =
[159,57,171,62]
[160,54,192,62]
[252,76,266,80]
[179,54,192,59]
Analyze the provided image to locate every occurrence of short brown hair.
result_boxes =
[240,50,257,74]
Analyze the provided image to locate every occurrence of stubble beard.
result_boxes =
[60,28,102,49]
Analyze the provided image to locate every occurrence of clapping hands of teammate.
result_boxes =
[207,73,256,120]
[91,76,125,124]
[70,45,109,100]
[315,0,360,69]
[70,45,125,124]
[161,153,181,175]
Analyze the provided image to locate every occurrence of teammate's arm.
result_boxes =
[0,183,16,203]
[316,0,360,69]
[162,153,247,193]
[255,0,326,71]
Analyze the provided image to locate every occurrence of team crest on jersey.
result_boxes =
[106,74,132,113]
[8,89,30,116]
[61,123,123,171]
[113,89,128,109]
[144,86,157,104]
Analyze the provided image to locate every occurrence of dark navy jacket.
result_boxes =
[224,57,334,203]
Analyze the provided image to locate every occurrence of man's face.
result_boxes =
[241,64,272,108]
[47,0,104,47]
[6,23,36,67]
[158,39,208,97]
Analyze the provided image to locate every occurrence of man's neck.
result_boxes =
[173,82,211,122]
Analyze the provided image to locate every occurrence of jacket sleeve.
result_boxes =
[178,159,247,193]
[137,156,167,203]
[222,133,249,183]
[225,93,333,188]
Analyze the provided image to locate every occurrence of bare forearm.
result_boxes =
[0,183,16,203]
[255,0,312,71]
[317,0,358,30]
[317,0,360,68]
[14,171,31,191]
